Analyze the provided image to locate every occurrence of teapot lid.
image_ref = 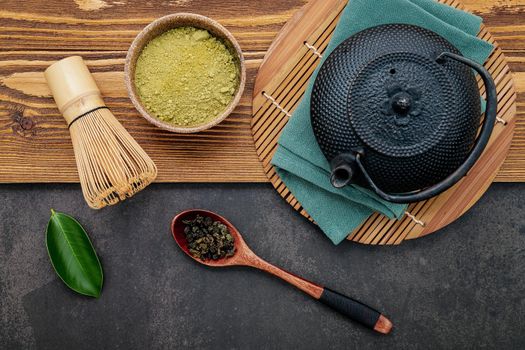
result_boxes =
[347,51,454,157]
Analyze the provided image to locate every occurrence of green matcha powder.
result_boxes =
[135,27,240,127]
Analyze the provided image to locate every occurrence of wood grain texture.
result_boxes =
[250,0,517,244]
[0,0,523,183]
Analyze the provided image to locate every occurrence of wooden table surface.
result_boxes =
[0,0,524,183]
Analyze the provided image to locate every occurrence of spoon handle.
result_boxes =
[318,287,392,335]
[249,256,392,334]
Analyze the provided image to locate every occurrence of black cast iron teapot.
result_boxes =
[311,24,497,204]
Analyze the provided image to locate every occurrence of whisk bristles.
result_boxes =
[69,108,157,209]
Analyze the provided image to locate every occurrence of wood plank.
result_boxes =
[0,0,305,51]
[0,50,269,183]
[0,0,306,183]
[0,0,524,183]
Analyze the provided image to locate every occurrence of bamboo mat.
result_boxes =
[250,0,517,244]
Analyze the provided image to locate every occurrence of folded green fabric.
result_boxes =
[271,0,494,245]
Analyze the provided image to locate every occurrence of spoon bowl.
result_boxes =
[171,209,393,335]
[171,209,249,267]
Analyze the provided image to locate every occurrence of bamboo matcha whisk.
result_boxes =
[45,56,157,209]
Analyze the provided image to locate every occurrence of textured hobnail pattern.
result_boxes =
[311,24,481,193]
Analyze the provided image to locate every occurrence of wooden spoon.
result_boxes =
[171,209,393,334]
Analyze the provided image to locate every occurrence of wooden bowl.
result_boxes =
[124,13,246,133]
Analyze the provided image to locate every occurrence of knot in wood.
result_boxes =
[19,117,34,130]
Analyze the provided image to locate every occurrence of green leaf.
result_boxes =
[46,210,103,298]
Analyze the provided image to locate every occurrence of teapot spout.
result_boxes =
[330,153,358,189]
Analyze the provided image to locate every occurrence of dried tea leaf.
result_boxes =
[183,215,235,261]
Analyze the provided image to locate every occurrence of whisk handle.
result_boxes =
[44,56,106,125]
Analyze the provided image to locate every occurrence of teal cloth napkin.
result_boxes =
[271,0,494,245]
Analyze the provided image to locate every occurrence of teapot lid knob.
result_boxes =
[392,94,412,114]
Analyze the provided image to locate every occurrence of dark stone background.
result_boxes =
[1,183,524,349]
